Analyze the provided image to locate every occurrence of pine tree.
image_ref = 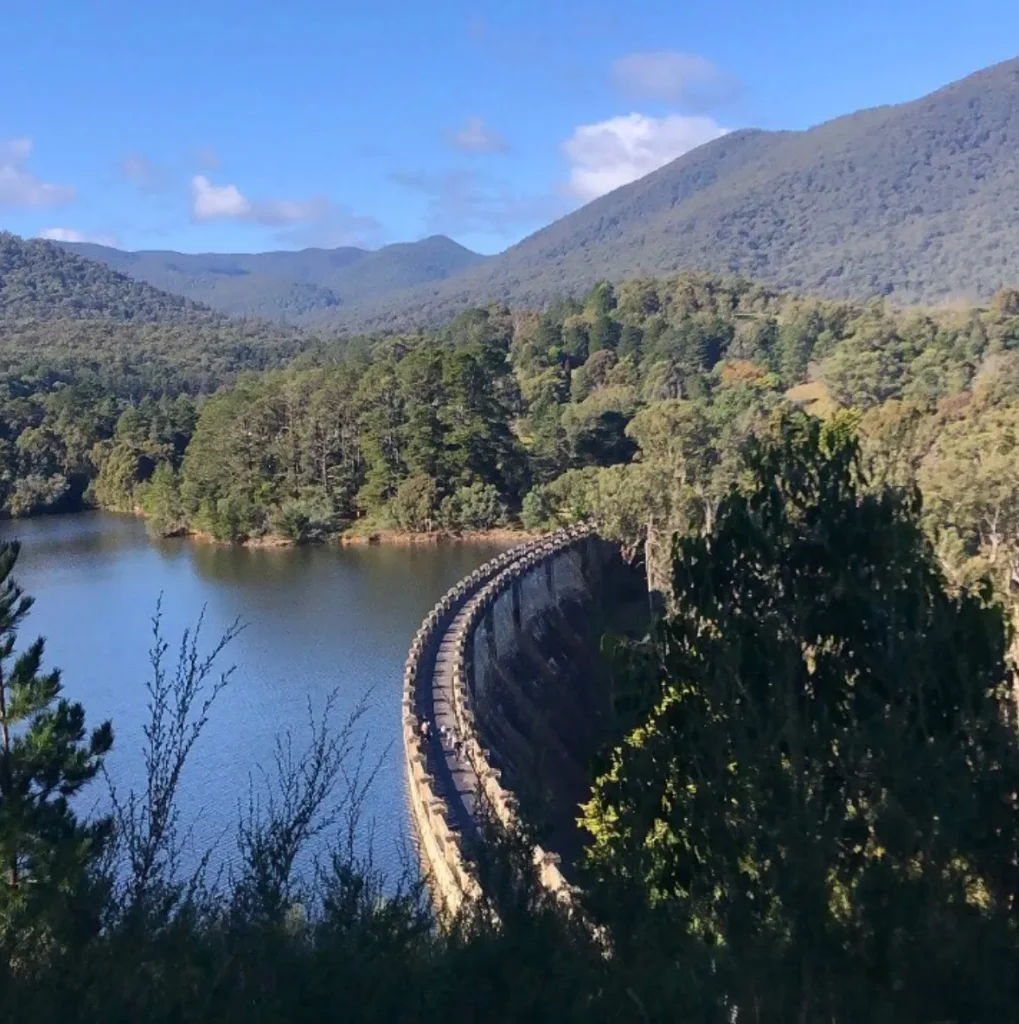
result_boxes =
[0,540,113,950]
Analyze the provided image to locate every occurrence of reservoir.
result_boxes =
[0,512,502,881]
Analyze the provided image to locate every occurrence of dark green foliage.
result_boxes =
[0,233,205,322]
[0,541,113,968]
[0,233,318,396]
[8,252,1019,568]
[582,411,1019,1021]
[0,584,629,1023]
[4,412,1019,1020]
[173,320,527,540]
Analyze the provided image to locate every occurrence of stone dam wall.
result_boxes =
[403,526,647,916]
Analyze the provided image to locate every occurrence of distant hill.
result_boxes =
[0,233,309,392]
[56,235,488,322]
[38,58,1019,334]
[0,232,209,322]
[309,56,1019,331]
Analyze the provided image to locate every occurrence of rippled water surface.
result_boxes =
[0,512,502,878]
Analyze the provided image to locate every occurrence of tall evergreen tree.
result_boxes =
[0,540,112,958]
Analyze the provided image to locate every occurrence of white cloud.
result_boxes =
[190,175,375,242]
[38,227,117,247]
[0,138,76,208]
[446,116,509,154]
[191,174,252,220]
[611,51,741,110]
[561,113,728,202]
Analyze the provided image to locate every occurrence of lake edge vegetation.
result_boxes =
[3,408,1019,1020]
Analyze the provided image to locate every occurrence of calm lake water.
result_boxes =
[0,512,502,881]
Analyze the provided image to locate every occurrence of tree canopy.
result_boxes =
[581,411,1019,1020]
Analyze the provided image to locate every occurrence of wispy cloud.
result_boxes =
[0,138,76,208]
[274,208,385,249]
[561,113,728,201]
[467,13,486,46]
[190,174,381,246]
[190,175,330,226]
[38,226,117,247]
[192,146,221,171]
[118,151,165,192]
[249,196,333,227]
[391,169,566,237]
[610,51,741,111]
[446,116,509,154]
[463,13,552,67]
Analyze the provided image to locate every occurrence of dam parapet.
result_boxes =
[403,526,646,915]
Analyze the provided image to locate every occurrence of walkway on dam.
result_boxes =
[413,556,510,857]
[406,526,594,912]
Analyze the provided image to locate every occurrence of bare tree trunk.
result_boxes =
[644,514,656,604]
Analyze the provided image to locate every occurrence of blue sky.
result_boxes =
[2,0,1018,255]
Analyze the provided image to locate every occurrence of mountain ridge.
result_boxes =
[55,234,487,322]
[42,56,1019,331]
[320,56,1019,331]
[1,231,217,323]
[0,232,310,391]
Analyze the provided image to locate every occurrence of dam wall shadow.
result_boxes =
[403,527,648,913]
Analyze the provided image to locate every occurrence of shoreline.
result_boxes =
[187,526,539,549]
[4,506,543,549]
[334,527,538,548]
[10,508,539,550]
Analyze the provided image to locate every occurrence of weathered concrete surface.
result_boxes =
[468,536,648,871]
[403,526,645,913]
[402,545,529,916]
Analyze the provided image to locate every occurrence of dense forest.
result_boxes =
[7,233,1019,1018]
[57,234,488,322]
[4,411,1019,1021]
[0,233,320,395]
[7,253,1019,625]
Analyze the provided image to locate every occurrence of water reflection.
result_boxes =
[0,513,502,879]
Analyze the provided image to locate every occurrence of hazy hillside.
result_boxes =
[39,57,1019,334]
[58,235,487,321]
[0,234,310,392]
[315,57,1019,331]
[1,232,209,322]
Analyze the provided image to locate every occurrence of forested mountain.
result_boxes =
[0,233,313,394]
[56,234,488,321]
[49,59,1019,333]
[6,267,1019,1018]
[9,259,1019,560]
[1,232,209,322]
[301,57,1019,331]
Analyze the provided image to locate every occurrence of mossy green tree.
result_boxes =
[137,462,186,537]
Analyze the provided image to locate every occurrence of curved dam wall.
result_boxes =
[402,539,539,915]
[403,527,647,915]
[466,532,648,870]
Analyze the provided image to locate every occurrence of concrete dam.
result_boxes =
[402,527,648,914]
